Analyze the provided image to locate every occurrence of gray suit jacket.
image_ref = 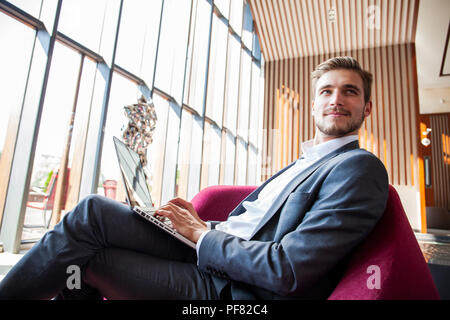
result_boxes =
[197,140,389,299]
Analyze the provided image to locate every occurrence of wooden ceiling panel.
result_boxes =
[248,0,419,61]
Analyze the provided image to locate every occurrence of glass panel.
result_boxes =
[205,12,227,126]
[208,124,222,186]
[224,32,241,134]
[115,0,163,86]
[175,109,193,199]
[39,0,59,32]
[154,0,192,104]
[187,114,203,200]
[97,72,143,203]
[0,14,35,158]
[222,130,235,185]
[175,108,203,201]
[64,57,97,211]
[249,60,261,146]
[235,138,247,185]
[229,0,243,35]
[247,144,257,185]
[183,0,212,115]
[7,0,43,18]
[146,93,169,207]
[200,121,221,189]
[252,31,261,61]
[160,99,181,205]
[59,0,120,59]
[242,2,253,50]
[237,49,251,141]
[214,0,229,19]
[26,42,81,230]
[0,14,35,221]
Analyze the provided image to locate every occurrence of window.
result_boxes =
[200,120,222,189]
[238,49,252,141]
[0,13,35,157]
[242,2,253,50]
[0,0,264,253]
[224,33,241,134]
[0,13,35,236]
[159,97,181,206]
[30,42,81,190]
[115,0,162,86]
[154,0,192,104]
[183,0,212,115]
[58,0,120,60]
[205,11,228,126]
[222,130,236,185]
[97,72,141,203]
[229,0,243,36]
[214,0,230,19]
[7,0,43,18]
[175,109,203,200]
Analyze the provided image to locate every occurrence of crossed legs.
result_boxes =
[0,195,218,299]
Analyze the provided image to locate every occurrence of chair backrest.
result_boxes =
[328,185,440,300]
[44,168,71,210]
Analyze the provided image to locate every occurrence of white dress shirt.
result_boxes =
[196,135,359,255]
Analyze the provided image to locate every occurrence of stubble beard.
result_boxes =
[315,109,366,137]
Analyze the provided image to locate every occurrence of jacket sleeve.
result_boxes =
[197,153,389,297]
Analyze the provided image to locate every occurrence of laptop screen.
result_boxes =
[113,136,153,208]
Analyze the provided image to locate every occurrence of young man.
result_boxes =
[0,56,388,300]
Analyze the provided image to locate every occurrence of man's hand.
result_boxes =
[155,197,208,243]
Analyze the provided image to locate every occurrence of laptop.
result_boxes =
[112,136,196,249]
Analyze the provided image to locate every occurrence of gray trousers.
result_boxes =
[0,195,219,299]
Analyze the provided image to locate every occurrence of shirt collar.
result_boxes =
[300,135,359,160]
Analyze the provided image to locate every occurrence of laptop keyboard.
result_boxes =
[137,207,174,229]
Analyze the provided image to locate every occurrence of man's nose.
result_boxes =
[330,91,344,106]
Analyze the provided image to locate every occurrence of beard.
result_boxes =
[314,108,366,137]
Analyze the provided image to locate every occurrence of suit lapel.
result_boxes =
[249,140,360,239]
[227,161,298,217]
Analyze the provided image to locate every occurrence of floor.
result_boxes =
[1,208,450,299]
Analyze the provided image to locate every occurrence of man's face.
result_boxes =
[312,69,372,141]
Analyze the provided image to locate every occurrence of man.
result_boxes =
[0,56,388,300]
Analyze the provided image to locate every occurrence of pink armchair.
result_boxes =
[190,185,440,300]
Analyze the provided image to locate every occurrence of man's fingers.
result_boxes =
[168,197,193,210]
[154,208,172,218]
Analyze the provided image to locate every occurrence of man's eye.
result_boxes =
[346,89,357,94]
[320,90,331,95]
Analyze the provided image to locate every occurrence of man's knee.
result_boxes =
[68,194,111,224]
[81,194,113,210]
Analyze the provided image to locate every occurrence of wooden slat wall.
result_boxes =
[430,114,450,210]
[261,43,420,187]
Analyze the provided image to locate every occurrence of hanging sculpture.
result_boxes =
[122,95,157,167]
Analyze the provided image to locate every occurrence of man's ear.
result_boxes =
[311,100,315,113]
[364,101,373,117]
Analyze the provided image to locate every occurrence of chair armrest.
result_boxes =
[191,185,257,221]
